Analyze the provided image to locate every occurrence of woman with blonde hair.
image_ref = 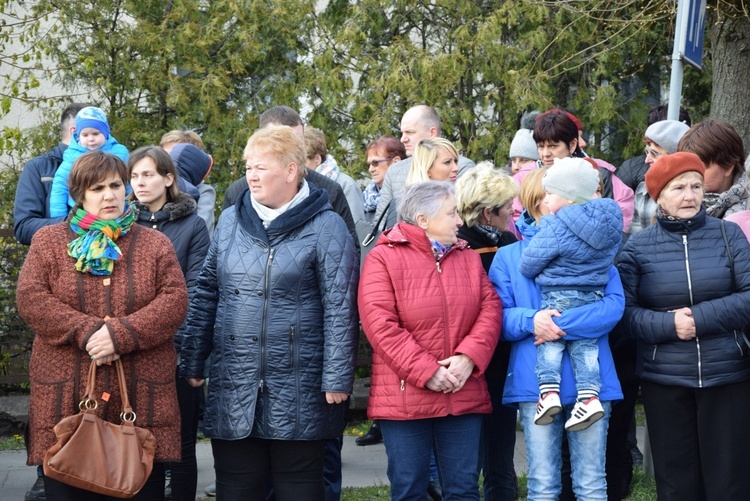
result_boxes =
[405,137,459,186]
[179,126,359,500]
[456,162,520,499]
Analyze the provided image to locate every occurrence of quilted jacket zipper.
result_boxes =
[682,234,702,387]
[259,247,275,394]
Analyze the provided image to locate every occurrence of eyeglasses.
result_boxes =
[644,146,665,159]
[367,158,394,168]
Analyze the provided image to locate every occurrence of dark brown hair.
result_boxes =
[127,146,180,203]
[678,119,746,175]
[68,151,128,204]
[533,109,580,154]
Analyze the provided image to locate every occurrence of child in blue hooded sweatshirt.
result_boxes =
[49,106,130,217]
[519,157,623,432]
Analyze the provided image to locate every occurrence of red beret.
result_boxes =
[644,152,706,201]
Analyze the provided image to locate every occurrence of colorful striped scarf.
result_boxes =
[67,203,136,275]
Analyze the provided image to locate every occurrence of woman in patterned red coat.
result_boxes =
[359,181,502,501]
[17,150,188,500]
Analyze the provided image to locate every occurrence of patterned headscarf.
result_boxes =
[67,203,136,275]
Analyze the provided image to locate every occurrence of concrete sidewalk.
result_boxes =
[0,432,529,499]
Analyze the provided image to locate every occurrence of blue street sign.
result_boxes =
[683,0,706,69]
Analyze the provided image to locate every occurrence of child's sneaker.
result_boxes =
[534,392,562,425]
[565,397,604,431]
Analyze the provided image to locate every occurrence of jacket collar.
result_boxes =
[134,192,197,223]
[378,222,468,254]
[515,210,541,240]
[235,184,330,243]
[656,206,707,233]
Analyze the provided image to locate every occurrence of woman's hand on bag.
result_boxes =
[672,307,696,340]
[437,354,475,393]
[326,392,349,404]
[533,309,565,345]
[86,323,116,364]
[426,366,459,393]
[186,378,205,388]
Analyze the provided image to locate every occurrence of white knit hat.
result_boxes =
[542,157,600,203]
[509,129,539,161]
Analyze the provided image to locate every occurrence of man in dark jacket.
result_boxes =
[14,103,91,245]
[221,106,359,252]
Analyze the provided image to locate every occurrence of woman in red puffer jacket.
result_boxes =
[359,180,502,501]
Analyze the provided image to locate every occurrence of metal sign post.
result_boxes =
[667,0,707,120]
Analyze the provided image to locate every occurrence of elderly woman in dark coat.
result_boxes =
[179,126,359,501]
[17,150,188,500]
[618,152,750,501]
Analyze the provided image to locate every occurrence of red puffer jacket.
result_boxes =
[359,222,502,420]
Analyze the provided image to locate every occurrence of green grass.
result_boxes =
[0,434,24,451]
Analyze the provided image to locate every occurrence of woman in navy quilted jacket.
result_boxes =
[179,126,359,501]
[618,152,750,501]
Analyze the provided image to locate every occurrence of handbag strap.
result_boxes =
[80,359,137,423]
[720,220,736,291]
[362,200,392,246]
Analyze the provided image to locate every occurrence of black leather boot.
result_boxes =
[356,420,383,446]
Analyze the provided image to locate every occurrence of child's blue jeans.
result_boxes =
[536,289,604,395]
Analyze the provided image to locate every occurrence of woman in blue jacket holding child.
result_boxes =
[489,166,624,500]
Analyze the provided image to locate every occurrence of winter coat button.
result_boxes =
[229,335,235,341]
[252,336,259,342]
[234,289,240,295]
[257,290,263,296]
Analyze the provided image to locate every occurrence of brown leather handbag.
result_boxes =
[43,359,157,498]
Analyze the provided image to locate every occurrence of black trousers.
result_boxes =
[212,436,325,501]
[169,369,203,501]
[43,462,165,501]
[641,379,750,501]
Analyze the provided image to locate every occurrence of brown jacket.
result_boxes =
[17,223,188,465]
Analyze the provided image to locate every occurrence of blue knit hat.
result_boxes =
[169,143,213,185]
[74,107,110,140]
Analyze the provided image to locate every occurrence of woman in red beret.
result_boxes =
[617,152,750,500]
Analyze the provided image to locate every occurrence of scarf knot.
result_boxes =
[67,203,136,275]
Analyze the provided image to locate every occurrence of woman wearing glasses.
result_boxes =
[629,120,691,234]
[363,136,406,220]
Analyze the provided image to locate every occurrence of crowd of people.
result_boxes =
[12,100,750,501]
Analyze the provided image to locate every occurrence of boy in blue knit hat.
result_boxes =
[49,106,129,217]
[519,157,623,432]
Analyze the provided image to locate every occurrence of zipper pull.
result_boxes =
[400,380,405,391]
[259,379,264,393]
[103,278,111,286]
[436,261,442,274]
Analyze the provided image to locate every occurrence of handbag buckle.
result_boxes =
[120,411,137,423]
[79,399,98,411]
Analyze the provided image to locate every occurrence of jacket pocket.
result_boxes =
[31,377,76,429]
[734,331,749,359]
[135,378,177,428]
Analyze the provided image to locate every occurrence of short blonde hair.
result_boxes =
[519,167,549,223]
[159,130,205,150]
[304,127,328,160]
[406,137,459,186]
[244,126,307,183]
[456,162,519,227]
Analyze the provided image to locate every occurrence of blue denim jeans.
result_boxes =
[537,289,603,394]
[380,414,482,501]
[519,400,611,500]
